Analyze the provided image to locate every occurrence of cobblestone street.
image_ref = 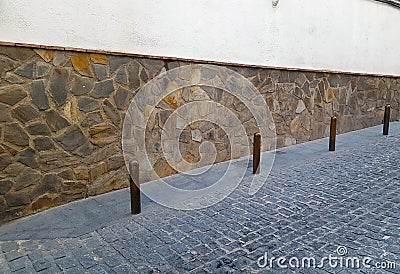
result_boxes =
[0,124,399,273]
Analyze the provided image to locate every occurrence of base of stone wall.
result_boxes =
[0,44,399,223]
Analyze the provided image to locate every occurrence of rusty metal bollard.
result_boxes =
[329,117,337,152]
[253,133,261,174]
[383,105,391,136]
[129,160,141,215]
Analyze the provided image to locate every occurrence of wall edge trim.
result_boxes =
[1,41,399,79]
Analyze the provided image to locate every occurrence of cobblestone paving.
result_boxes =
[0,133,399,273]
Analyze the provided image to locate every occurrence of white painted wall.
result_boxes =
[0,0,399,75]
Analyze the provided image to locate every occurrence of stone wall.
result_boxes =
[0,45,399,223]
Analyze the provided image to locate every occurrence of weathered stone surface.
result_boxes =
[0,55,16,75]
[56,125,86,151]
[75,142,96,156]
[31,195,60,211]
[137,58,165,77]
[30,80,49,110]
[34,49,54,62]
[0,153,12,171]
[63,96,79,123]
[90,80,114,98]
[12,104,40,123]
[89,123,117,146]
[74,166,90,180]
[0,85,27,105]
[5,191,31,207]
[80,112,103,128]
[71,75,94,95]
[58,169,75,180]
[115,68,128,84]
[4,72,23,84]
[103,99,121,125]
[17,148,38,168]
[114,88,129,110]
[49,67,69,106]
[90,162,108,180]
[107,155,125,171]
[35,61,52,78]
[0,180,13,195]
[90,54,108,65]
[32,174,62,197]
[15,61,36,79]
[127,61,141,90]
[109,56,130,74]
[15,170,42,191]
[78,97,100,112]
[295,100,306,114]
[53,52,70,66]
[0,103,11,122]
[26,123,50,136]
[45,110,71,131]
[71,53,93,77]
[93,64,108,80]
[34,137,55,151]
[1,47,34,61]
[4,123,29,146]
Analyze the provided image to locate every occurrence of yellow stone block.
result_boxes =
[34,49,54,62]
[71,53,93,77]
[90,54,108,64]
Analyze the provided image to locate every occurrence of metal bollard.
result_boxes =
[253,133,261,174]
[129,160,141,215]
[329,117,337,152]
[383,104,391,136]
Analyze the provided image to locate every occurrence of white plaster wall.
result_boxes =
[0,0,399,75]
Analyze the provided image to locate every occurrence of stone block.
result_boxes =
[58,169,75,180]
[0,103,11,122]
[115,68,128,85]
[49,67,69,106]
[26,123,51,136]
[0,85,27,106]
[15,170,42,191]
[114,88,129,110]
[0,55,16,75]
[73,167,90,180]
[90,54,108,65]
[15,61,35,79]
[89,123,117,146]
[34,49,54,62]
[45,110,70,132]
[71,53,94,77]
[80,112,103,128]
[30,80,49,110]
[35,62,52,78]
[1,47,34,61]
[90,162,108,181]
[33,137,55,151]
[31,195,60,211]
[0,180,13,195]
[4,123,29,146]
[71,75,94,95]
[78,97,100,112]
[5,190,31,207]
[93,64,108,80]
[12,104,40,123]
[17,148,38,168]
[91,80,114,98]
[109,56,130,74]
[103,99,121,126]
[107,155,125,171]
[55,125,87,151]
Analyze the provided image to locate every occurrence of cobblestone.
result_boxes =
[1,125,400,273]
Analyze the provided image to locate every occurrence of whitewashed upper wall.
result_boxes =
[0,0,399,76]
